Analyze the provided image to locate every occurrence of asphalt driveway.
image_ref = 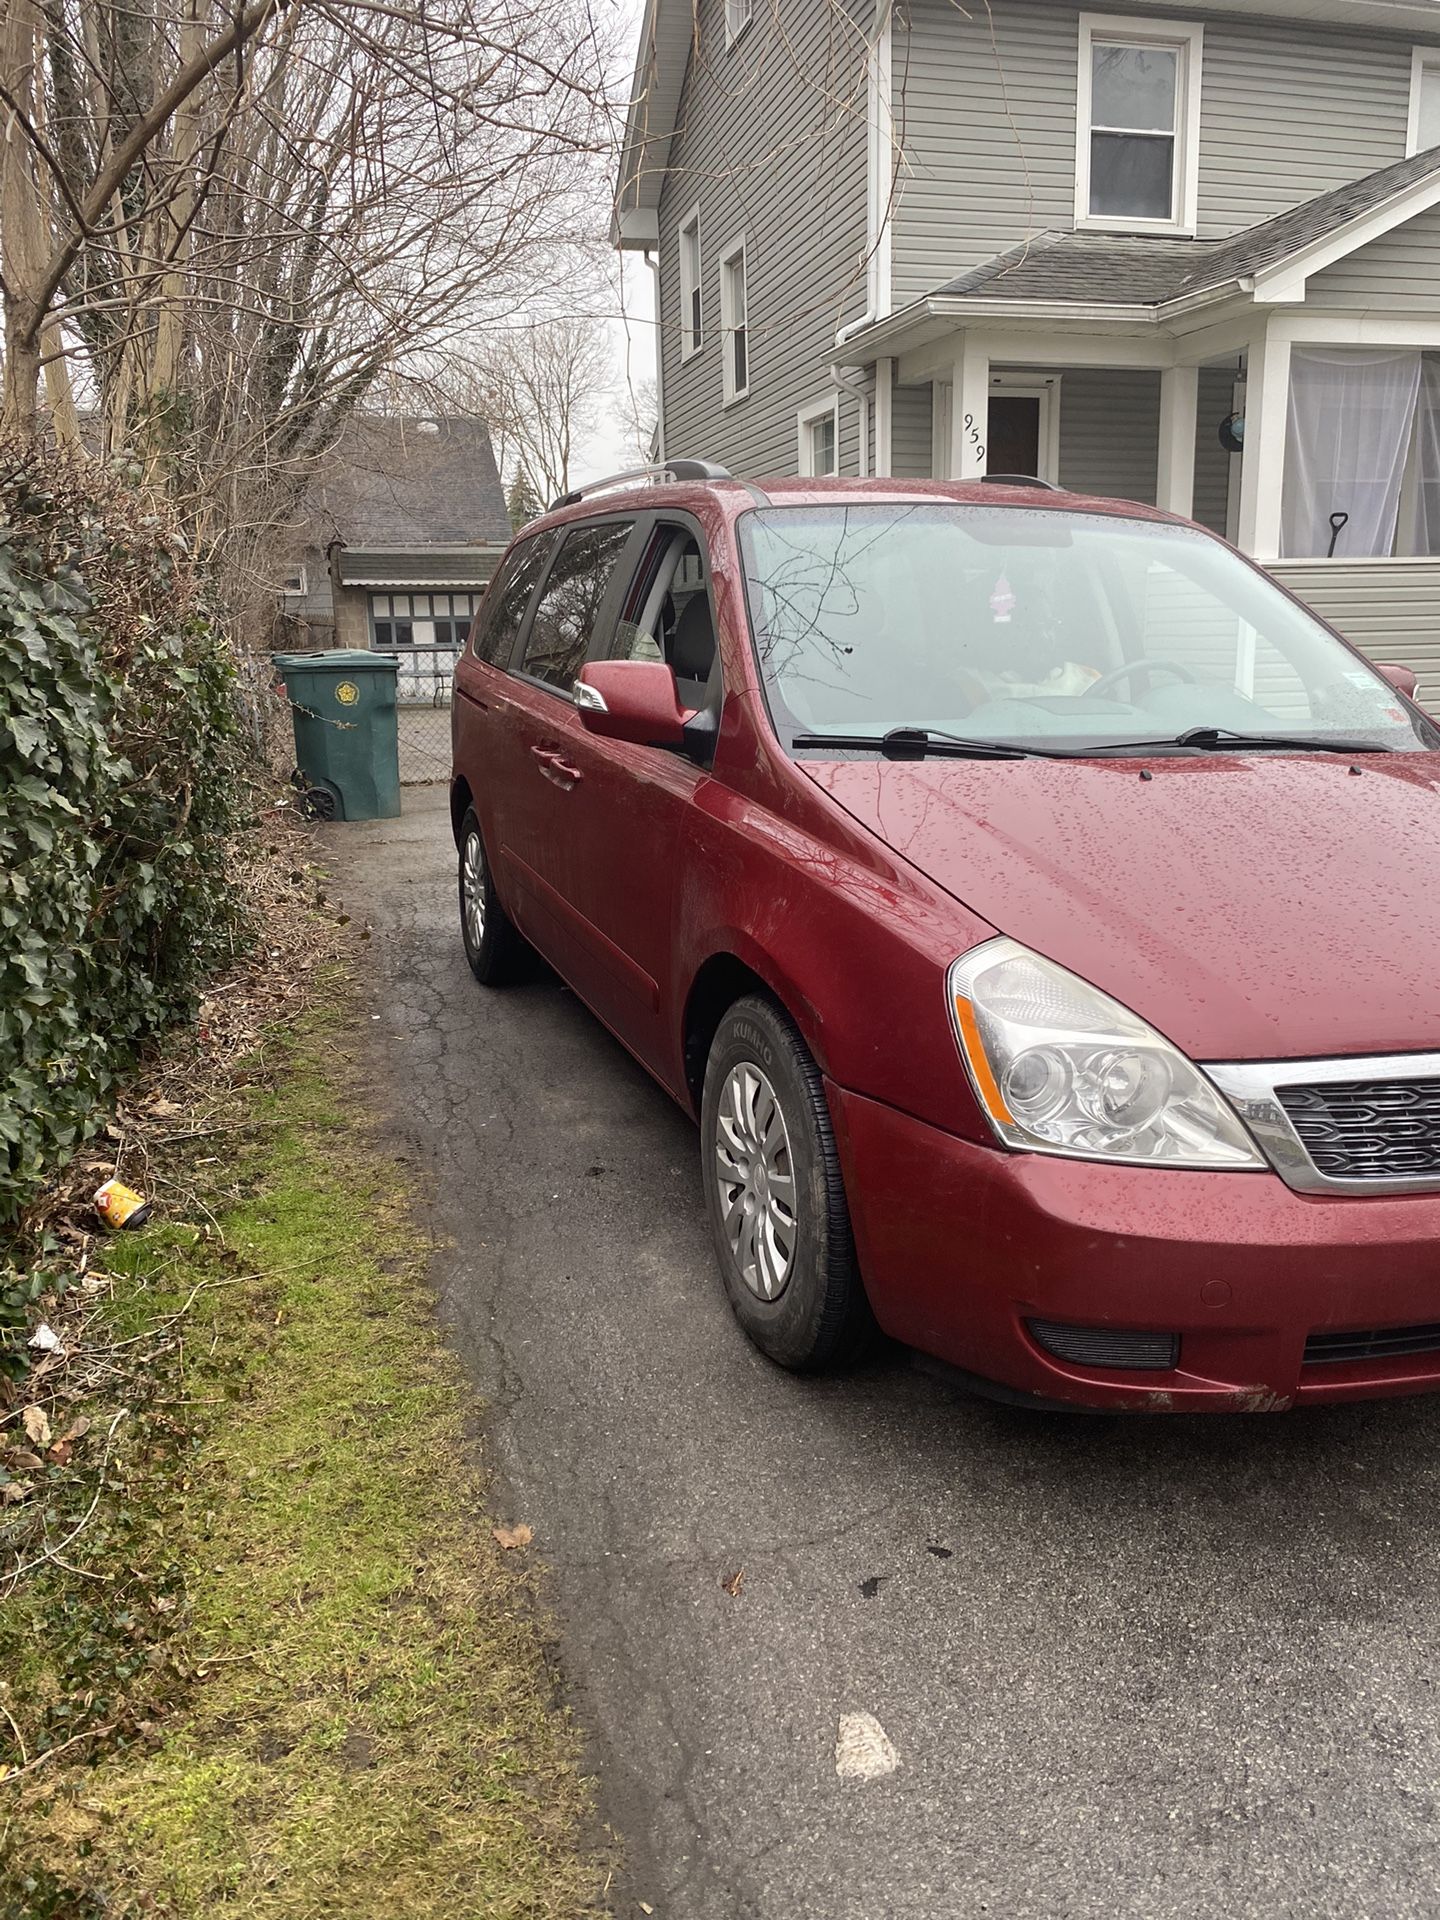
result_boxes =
[324,786,1440,1920]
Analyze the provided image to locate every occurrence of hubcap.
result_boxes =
[461,830,487,950]
[715,1062,798,1300]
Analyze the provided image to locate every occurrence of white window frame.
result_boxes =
[797,392,841,476]
[678,204,703,360]
[1408,46,1440,155]
[1075,14,1203,235]
[725,0,753,50]
[986,373,1063,484]
[720,234,749,406]
[279,563,308,598]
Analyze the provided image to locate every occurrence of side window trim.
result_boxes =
[514,515,644,700]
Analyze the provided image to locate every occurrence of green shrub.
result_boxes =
[0,445,250,1258]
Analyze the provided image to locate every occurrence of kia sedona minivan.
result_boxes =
[451,463,1440,1412]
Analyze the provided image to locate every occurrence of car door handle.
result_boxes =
[530,743,582,789]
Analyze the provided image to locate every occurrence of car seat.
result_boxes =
[669,592,717,708]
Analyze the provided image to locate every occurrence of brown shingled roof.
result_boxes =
[303,413,510,548]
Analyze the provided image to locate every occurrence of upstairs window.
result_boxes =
[721,237,749,404]
[1409,48,1440,155]
[1077,16,1201,232]
[725,0,753,48]
[679,206,703,359]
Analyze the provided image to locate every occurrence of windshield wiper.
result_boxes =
[790,726,1032,760]
[1087,726,1395,756]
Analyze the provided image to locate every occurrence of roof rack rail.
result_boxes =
[979,473,1063,492]
[549,459,733,511]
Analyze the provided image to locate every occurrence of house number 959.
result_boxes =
[963,412,985,462]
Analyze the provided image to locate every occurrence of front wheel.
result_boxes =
[458,807,528,984]
[700,995,870,1371]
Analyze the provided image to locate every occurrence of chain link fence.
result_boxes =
[396,643,458,786]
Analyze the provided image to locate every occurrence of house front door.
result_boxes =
[987,394,1042,477]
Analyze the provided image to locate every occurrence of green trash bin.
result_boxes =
[272,649,402,821]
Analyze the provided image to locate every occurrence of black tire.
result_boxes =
[700,995,870,1371]
[458,806,529,985]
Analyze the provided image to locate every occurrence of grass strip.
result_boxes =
[2,997,604,1918]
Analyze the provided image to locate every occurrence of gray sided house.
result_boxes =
[277,413,510,699]
[615,0,1440,692]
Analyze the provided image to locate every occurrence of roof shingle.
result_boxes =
[930,146,1440,309]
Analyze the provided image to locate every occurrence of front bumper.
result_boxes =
[827,1082,1440,1412]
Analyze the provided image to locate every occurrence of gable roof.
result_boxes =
[301,413,510,551]
[931,146,1440,311]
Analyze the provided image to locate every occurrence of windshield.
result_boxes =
[738,503,1436,754]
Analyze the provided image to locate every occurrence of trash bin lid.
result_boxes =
[271,648,402,672]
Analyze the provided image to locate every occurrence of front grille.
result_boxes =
[1027,1319,1179,1372]
[1304,1322,1440,1366]
[1276,1076,1440,1182]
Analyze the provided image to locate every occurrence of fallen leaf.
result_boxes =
[0,1481,35,1506]
[721,1568,745,1598]
[7,1451,43,1472]
[56,1417,91,1445]
[48,1441,73,1467]
[22,1407,51,1449]
[492,1523,533,1550]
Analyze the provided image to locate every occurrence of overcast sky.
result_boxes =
[570,0,658,486]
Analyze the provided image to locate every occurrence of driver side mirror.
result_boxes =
[1377,662,1420,702]
[573,660,692,748]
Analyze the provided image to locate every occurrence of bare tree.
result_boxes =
[0,0,616,622]
[622,374,659,465]
[471,315,615,503]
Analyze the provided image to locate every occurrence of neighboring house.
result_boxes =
[615,0,1440,687]
[278,413,511,697]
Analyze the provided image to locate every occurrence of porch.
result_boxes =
[872,327,1440,698]
[843,148,1440,699]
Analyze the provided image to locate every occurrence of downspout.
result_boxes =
[829,362,871,478]
[645,248,665,461]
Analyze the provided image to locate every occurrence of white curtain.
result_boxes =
[1404,355,1440,556]
[1280,348,1421,559]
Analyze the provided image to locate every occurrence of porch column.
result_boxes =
[874,356,894,477]
[1156,364,1198,518]
[949,335,990,481]
[1236,326,1292,561]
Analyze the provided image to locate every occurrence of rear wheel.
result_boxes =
[458,806,528,984]
[700,995,870,1371]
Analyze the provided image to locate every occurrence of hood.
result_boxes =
[804,753,1440,1062]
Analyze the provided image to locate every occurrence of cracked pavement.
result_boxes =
[323,788,1440,1919]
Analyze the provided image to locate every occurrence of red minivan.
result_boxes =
[451,462,1440,1412]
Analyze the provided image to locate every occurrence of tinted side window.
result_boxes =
[520,522,633,691]
[471,535,549,668]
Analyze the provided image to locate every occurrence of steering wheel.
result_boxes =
[1083,658,1196,699]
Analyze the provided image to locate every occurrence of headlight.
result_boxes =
[948,938,1263,1169]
